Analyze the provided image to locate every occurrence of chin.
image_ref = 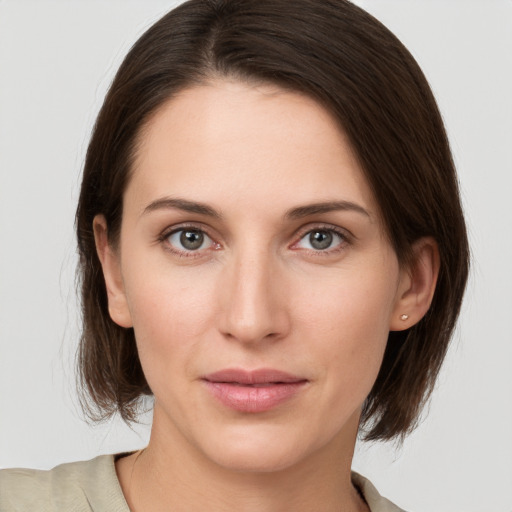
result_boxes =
[209,442,306,474]
[196,422,327,474]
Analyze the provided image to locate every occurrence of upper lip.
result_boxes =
[202,368,307,385]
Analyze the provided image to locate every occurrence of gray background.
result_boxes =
[0,1,511,510]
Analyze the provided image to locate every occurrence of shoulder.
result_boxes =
[352,472,407,512]
[0,454,130,512]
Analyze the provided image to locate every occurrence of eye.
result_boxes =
[295,228,346,252]
[167,228,214,252]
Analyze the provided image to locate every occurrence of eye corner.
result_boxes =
[158,224,221,258]
[290,225,351,255]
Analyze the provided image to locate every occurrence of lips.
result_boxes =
[202,368,308,413]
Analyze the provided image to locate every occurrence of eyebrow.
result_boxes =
[142,197,222,219]
[285,200,371,220]
[141,197,370,221]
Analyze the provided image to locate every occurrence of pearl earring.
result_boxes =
[400,314,409,321]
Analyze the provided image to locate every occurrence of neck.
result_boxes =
[117,409,368,512]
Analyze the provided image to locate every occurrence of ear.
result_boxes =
[93,215,133,328]
[389,237,440,331]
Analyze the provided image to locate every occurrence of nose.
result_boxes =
[217,247,291,345]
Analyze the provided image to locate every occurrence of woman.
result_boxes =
[0,1,469,510]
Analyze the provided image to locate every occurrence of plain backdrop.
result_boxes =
[0,1,511,511]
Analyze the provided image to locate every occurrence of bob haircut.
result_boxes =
[76,0,469,441]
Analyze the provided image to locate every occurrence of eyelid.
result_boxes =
[158,222,221,256]
[290,223,352,253]
[156,221,352,256]
[294,222,352,240]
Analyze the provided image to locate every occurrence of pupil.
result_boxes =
[310,230,332,250]
[180,230,204,250]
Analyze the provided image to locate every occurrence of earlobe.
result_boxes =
[390,237,440,331]
[93,215,133,328]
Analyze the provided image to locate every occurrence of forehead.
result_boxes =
[127,80,378,219]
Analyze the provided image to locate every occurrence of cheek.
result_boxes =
[121,259,218,382]
[294,266,398,391]
[295,263,398,342]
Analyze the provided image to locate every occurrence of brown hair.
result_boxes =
[76,0,469,441]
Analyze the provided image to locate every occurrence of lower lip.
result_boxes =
[203,381,307,413]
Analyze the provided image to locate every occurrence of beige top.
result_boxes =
[0,455,405,512]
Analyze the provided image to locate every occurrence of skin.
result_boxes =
[95,80,438,512]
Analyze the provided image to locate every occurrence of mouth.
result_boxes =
[202,368,308,413]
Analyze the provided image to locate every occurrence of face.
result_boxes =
[99,81,412,473]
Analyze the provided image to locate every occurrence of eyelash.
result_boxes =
[157,223,351,258]
[158,223,219,259]
[291,225,350,255]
